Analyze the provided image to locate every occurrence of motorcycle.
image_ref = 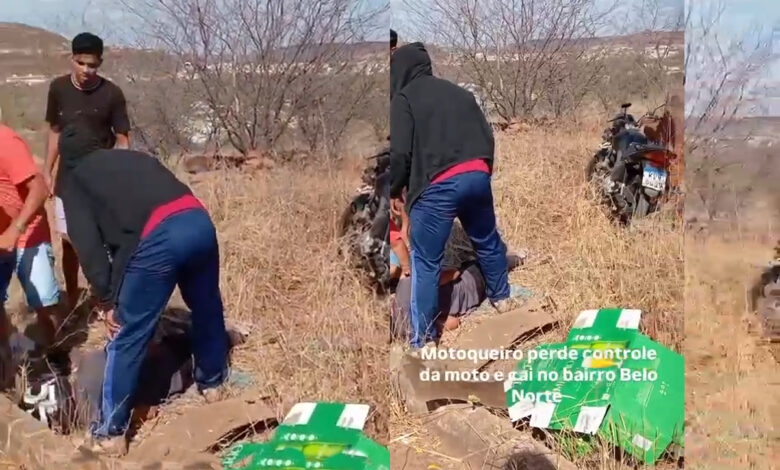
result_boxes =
[338,147,391,294]
[586,102,676,224]
[750,246,780,341]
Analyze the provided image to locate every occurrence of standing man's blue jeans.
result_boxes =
[91,208,229,438]
[408,171,510,347]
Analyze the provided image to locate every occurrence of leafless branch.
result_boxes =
[118,0,385,156]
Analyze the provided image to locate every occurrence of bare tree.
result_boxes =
[402,0,617,122]
[295,65,380,157]
[684,0,771,220]
[623,0,685,99]
[42,0,123,43]
[119,0,383,156]
[361,72,390,142]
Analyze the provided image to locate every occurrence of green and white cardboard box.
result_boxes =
[222,402,390,470]
[504,308,684,465]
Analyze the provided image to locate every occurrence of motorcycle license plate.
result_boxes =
[642,165,666,191]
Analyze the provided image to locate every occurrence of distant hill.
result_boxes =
[418,29,684,55]
[594,29,684,47]
[277,41,386,61]
[0,23,70,79]
[0,22,387,81]
[0,22,68,50]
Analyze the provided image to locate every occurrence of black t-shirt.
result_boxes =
[45,74,131,183]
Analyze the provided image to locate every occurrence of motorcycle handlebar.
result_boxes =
[366,150,390,160]
[607,103,666,124]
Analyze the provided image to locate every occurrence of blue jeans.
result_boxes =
[91,208,229,438]
[0,242,60,309]
[409,171,510,347]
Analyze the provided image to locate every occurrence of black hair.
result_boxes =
[390,29,397,49]
[72,32,104,58]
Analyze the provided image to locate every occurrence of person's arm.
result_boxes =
[111,86,131,149]
[391,239,411,277]
[440,267,461,286]
[11,175,47,234]
[43,84,60,192]
[399,199,411,249]
[389,95,413,199]
[0,134,48,249]
[60,181,113,303]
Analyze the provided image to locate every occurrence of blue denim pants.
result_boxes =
[91,208,229,437]
[408,171,510,347]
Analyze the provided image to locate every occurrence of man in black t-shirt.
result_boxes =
[43,32,131,309]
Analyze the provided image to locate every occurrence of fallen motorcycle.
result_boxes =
[337,147,391,294]
[586,103,676,224]
[750,246,780,341]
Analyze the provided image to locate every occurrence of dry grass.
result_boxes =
[684,233,780,469]
[390,118,685,469]
[153,158,390,440]
[491,120,684,350]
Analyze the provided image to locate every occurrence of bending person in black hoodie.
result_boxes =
[57,124,229,456]
[389,42,511,348]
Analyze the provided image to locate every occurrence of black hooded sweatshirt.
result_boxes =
[57,125,192,303]
[389,42,495,211]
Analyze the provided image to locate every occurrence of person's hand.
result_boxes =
[401,263,411,277]
[43,172,54,197]
[390,198,404,218]
[401,220,411,250]
[0,227,20,252]
[103,307,121,339]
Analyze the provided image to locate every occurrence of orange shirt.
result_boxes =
[0,125,51,247]
[390,217,402,244]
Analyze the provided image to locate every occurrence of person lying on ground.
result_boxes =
[0,125,63,349]
[70,312,246,432]
[19,311,246,434]
[43,32,131,310]
[390,253,522,342]
[56,124,229,457]
[389,42,514,348]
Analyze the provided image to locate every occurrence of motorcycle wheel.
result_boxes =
[338,193,371,238]
[586,151,603,181]
[634,193,651,219]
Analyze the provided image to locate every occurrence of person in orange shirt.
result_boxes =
[389,198,410,279]
[0,125,61,347]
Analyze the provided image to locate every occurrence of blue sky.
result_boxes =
[0,0,680,38]
[715,0,780,37]
[392,0,683,40]
[4,0,778,45]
